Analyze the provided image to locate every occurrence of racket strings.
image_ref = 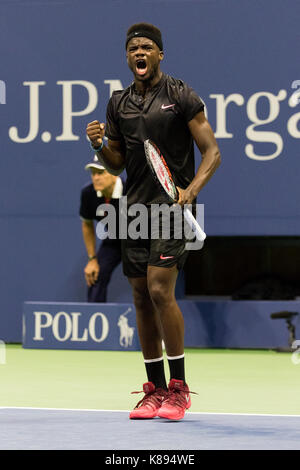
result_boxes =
[147,144,177,201]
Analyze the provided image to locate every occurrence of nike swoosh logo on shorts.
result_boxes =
[160,254,175,260]
[161,104,175,110]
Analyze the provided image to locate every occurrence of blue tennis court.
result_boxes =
[1,408,300,450]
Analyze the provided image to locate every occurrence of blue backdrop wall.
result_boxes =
[0,0,299,340]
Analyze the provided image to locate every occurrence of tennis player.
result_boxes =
[86,23,221,420]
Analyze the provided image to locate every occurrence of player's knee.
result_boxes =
[131,285,151,309]
[148,281,170,307]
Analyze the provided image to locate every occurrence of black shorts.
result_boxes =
[121,208,190,278]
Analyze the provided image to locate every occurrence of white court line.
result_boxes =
[0,406,300,418]
[0,407,128,413]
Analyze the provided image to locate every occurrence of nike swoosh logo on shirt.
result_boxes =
[160,254,175,260]
[161,104,175,110]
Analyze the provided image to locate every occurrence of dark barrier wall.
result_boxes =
[0,0,299,340]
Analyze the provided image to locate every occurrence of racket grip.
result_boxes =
[183,207,206,242]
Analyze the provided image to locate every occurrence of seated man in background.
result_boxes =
[79,156,123,302]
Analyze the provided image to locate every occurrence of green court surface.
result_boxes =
[1,345,300,415]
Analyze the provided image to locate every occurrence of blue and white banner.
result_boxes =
[23,300,300,350]
[23,302,140,351]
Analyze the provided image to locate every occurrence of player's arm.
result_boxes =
[86,120,125,172]
[81,219,100,287]
[177,111,221,205]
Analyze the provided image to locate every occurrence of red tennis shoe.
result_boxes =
[129,382,168,419]
[158,379,192,420]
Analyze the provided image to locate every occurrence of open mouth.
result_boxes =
[136,59,147,76]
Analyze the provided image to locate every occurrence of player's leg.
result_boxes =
[128,276,168,419]
[122,237,166,375]
[147,264,185,380]
[146,207,193,419]
[147,264,192,420]
[129,277,163,358]
[129,276,166,385]
[87,240,121,302]
[147,213,189,383]
[122,236,168,419]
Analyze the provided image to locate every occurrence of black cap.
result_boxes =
[126,27,163,51]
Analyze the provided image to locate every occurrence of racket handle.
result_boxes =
[183,207,206,242]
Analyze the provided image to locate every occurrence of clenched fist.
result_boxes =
[86,120,105,148]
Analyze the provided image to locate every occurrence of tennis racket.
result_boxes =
[144,139,206,242]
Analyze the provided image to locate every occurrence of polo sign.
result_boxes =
[22,302,139,351]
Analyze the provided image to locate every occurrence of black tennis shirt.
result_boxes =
[105,73,204,206]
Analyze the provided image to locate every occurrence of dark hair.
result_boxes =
[126,23,163,51]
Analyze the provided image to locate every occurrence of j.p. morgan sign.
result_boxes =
[22,302,140,351]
